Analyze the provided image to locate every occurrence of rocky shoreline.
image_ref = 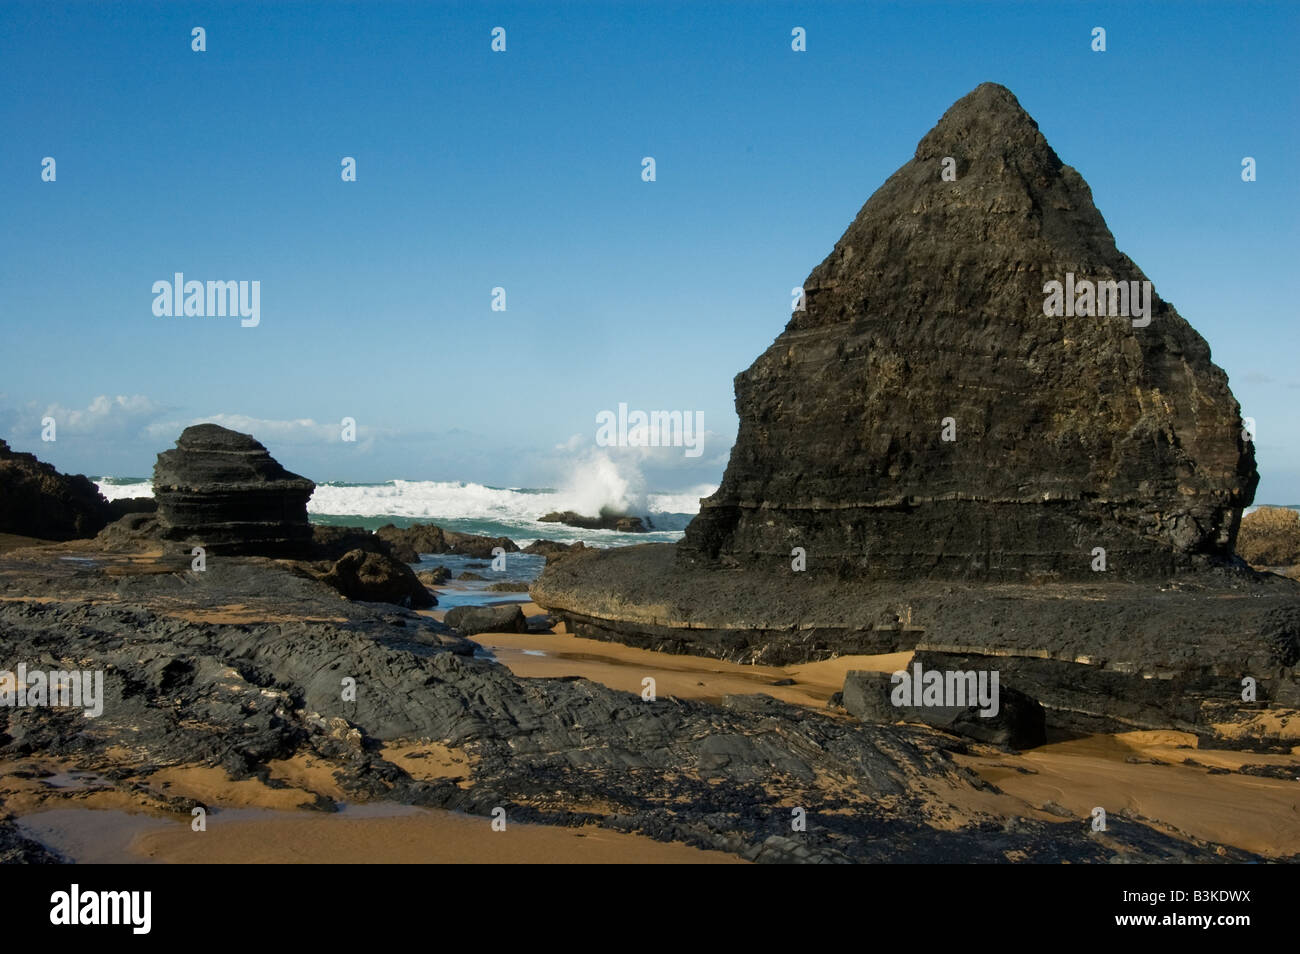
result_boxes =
[0,536,1280,863]
[3,81,1298,865]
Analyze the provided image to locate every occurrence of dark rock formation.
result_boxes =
[0,438,114,540]
[417,566,452,586]
[318,549,436,609]
[540,511,651,533]
[311,525,397,562]
[523,539,579,557]
[444,603,528,635]
[534,543,1300,745]
[93,512,162,551]
[375,523,446,561]
[107,497,158,519]
[1237,507,1300,567]
[841,669,1045,749]
[680,82,1255,583]
[533,83,1298,745]
[153,424,315,555]
[375,523,520,562]
[486,580,530,592]
[457,571,487,581]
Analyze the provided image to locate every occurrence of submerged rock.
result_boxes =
[539,511,651,533]
[153,424,315,555]
[417,566,453,586]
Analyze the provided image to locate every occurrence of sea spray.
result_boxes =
[94,476,713,540]
[553,451,648,518]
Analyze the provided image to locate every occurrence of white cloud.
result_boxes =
[142,414,403,455]
[146,414,331,443]
[39,394,167,436]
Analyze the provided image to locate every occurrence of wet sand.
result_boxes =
[466,603,913,708]
[4,758,743,864]
[456,607,1300,859]
[955,731,1300,858]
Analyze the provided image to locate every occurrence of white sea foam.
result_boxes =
[94,477,713,531]
[95,479,153,501]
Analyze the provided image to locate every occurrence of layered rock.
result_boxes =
[0,438,115,540]
[841,669,1045,749]
[534,84,1299,747]
[153,424,315,555]
[680,83,1256,582]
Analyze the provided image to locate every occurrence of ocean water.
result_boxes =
[93,477,711,549]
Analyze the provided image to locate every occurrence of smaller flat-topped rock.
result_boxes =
[153,423,315,555]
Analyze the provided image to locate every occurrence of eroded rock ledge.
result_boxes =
[532,543,1300,746]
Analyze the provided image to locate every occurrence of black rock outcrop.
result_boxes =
[0,438,114,540]
[375,523,521,562]
[533,84,1300,746]
[444,603,528,636]
[680,82,1255,582]
[318,548,436,609]
[539,510,651,533]
[841,669,1046,749]
[153,424,315,555]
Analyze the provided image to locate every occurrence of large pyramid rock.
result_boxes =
[153,424,315,555]
[534,84,1299,743]
[681,83,1256,582]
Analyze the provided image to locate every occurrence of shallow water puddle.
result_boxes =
[16,802,743,864]
[15,802,428,863]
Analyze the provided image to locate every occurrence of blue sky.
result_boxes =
[1,1,1297,501]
